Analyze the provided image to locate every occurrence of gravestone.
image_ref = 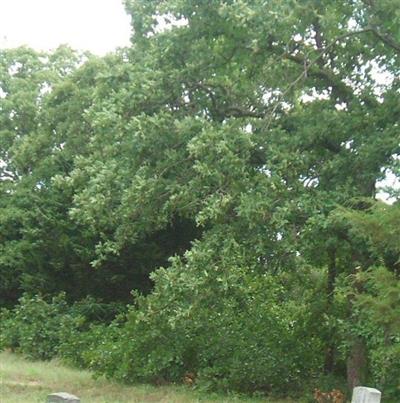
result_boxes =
[46,392,80,402]
[351,386,381,403]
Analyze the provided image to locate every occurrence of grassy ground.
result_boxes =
[0,351,297,403]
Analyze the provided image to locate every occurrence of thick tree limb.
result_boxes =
[261,28,378,132]
[371,28,400,53]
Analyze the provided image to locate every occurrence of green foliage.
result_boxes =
[1,0,400,399]
[355,268,400,400]
[0,293,80,360]
[58,321,122,371]
[0,293,124,365]
[86,238,323,395]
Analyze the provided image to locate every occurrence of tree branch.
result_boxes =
[371,28,400,53]
[261,28,376,132]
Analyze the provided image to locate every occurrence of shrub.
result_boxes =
[0,293,80,360]
[0,293,123,363]
[356,268,400,401]
[89,242,323,395]
[58,318,124,371]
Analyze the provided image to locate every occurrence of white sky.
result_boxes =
[0,0,132,55]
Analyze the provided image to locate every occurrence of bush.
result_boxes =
[0,293,124,364]
[58,318,124,371]
[0,240,325,396]
[356,268,400,402]
[0,293,80,360]
[89,242,323,395]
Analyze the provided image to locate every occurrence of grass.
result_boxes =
[0,351,297,402]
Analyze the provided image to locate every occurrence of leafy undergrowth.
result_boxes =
[0,351,298,403]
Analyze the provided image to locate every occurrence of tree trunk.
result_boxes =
[324,247,336,374]
[347,336,368,390]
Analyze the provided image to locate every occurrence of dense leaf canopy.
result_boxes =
[0,0,399,399]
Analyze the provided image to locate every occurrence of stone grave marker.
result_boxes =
[351,386,381,403]
[46,392,80,402]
